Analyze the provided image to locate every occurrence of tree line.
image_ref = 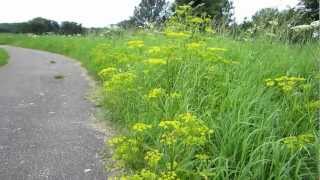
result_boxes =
[119,0,319,30]
[0,17,84,35]
[0,0,318,35]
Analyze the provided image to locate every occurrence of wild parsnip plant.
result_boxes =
[0,48,8,66]
[0,5,318,179]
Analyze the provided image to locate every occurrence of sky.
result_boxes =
[0,0,299,27]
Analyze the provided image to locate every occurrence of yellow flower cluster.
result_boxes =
[186,42,203,50]
[190,17,203,24]
[282,133,315,150]
[128,40,144,48]
[144,150,163,167]
[98,67,117,80]
[160,132,177,145]
[90,43,112,65]
[147,88,166,99]
[205,26,215,33]
[159,113,213,146]
[159,120,181,130]
[120,169,157,180]
[195,154,209,161]
[146,89,182,101]
[120,169,179,180]
[165,31,190,39]
[207,47,227,52]
[264,76,305,92]
[108,136,126,146]
[132,123,152,133]
[108,136,140,163]
[159,171,179,180]
[145,58,167,65]
[308,100,320,110]
[104,72,136,93]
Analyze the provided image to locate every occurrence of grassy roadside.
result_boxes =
[0,48,8,66]
[0,32,319,178]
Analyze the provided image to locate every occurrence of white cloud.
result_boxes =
[0,0,300,27]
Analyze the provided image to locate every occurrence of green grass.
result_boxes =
[0,47,8,66]
[0,32,319,179]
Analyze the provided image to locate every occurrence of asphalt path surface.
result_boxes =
[0,46,107,180]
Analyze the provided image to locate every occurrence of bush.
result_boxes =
[60,21,84,35]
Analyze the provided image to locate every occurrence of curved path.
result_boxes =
[0,46,107,180]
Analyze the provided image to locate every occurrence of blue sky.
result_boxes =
[0,0,299,27]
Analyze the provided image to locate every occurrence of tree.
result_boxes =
[298,0,319,21]
[133,0,170,26]
[60,21,83,35]
[175,0,233,24]
[28,17,59,34]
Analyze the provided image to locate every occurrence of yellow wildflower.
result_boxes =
[145,58,167,65]
[165,31,190,39]
[205,26,215,33]
[160,171,179,180]
[132,123,152,133]
[159,120,181,130]
[120,169,157,180]
[147,88,166,99]
[275,76,288,82]
[308,100,320,110]
[140,169,157,179]
[264,75,306,93]
[190,17,203,24]
[108,136,126,146]
[104,72,136,93]
[128,40,144,48]
[187,42,203,50]
[178,112,195,123]
[288,77,305,81]
[282,133,315,150]
[264,79,275,87]
[98,67,117,80]
[195,154,209,161]
[282,85,293,92]
[207,47,227,52]
[144,150,162,167]
[160,132,177,145]
[112,138,140,161]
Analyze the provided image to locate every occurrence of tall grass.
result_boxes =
[0,48,8,66]
[0,29,318,179]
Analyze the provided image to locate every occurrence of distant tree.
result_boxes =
[175,0,233,24]
[60,21,83,35]
[298,0,319,21]
[133,0,170,26]
[28,17,59,34]
[240,7,304,31]
[118,18,136,29]
[250,8,280,28]
[0,23,27,33]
